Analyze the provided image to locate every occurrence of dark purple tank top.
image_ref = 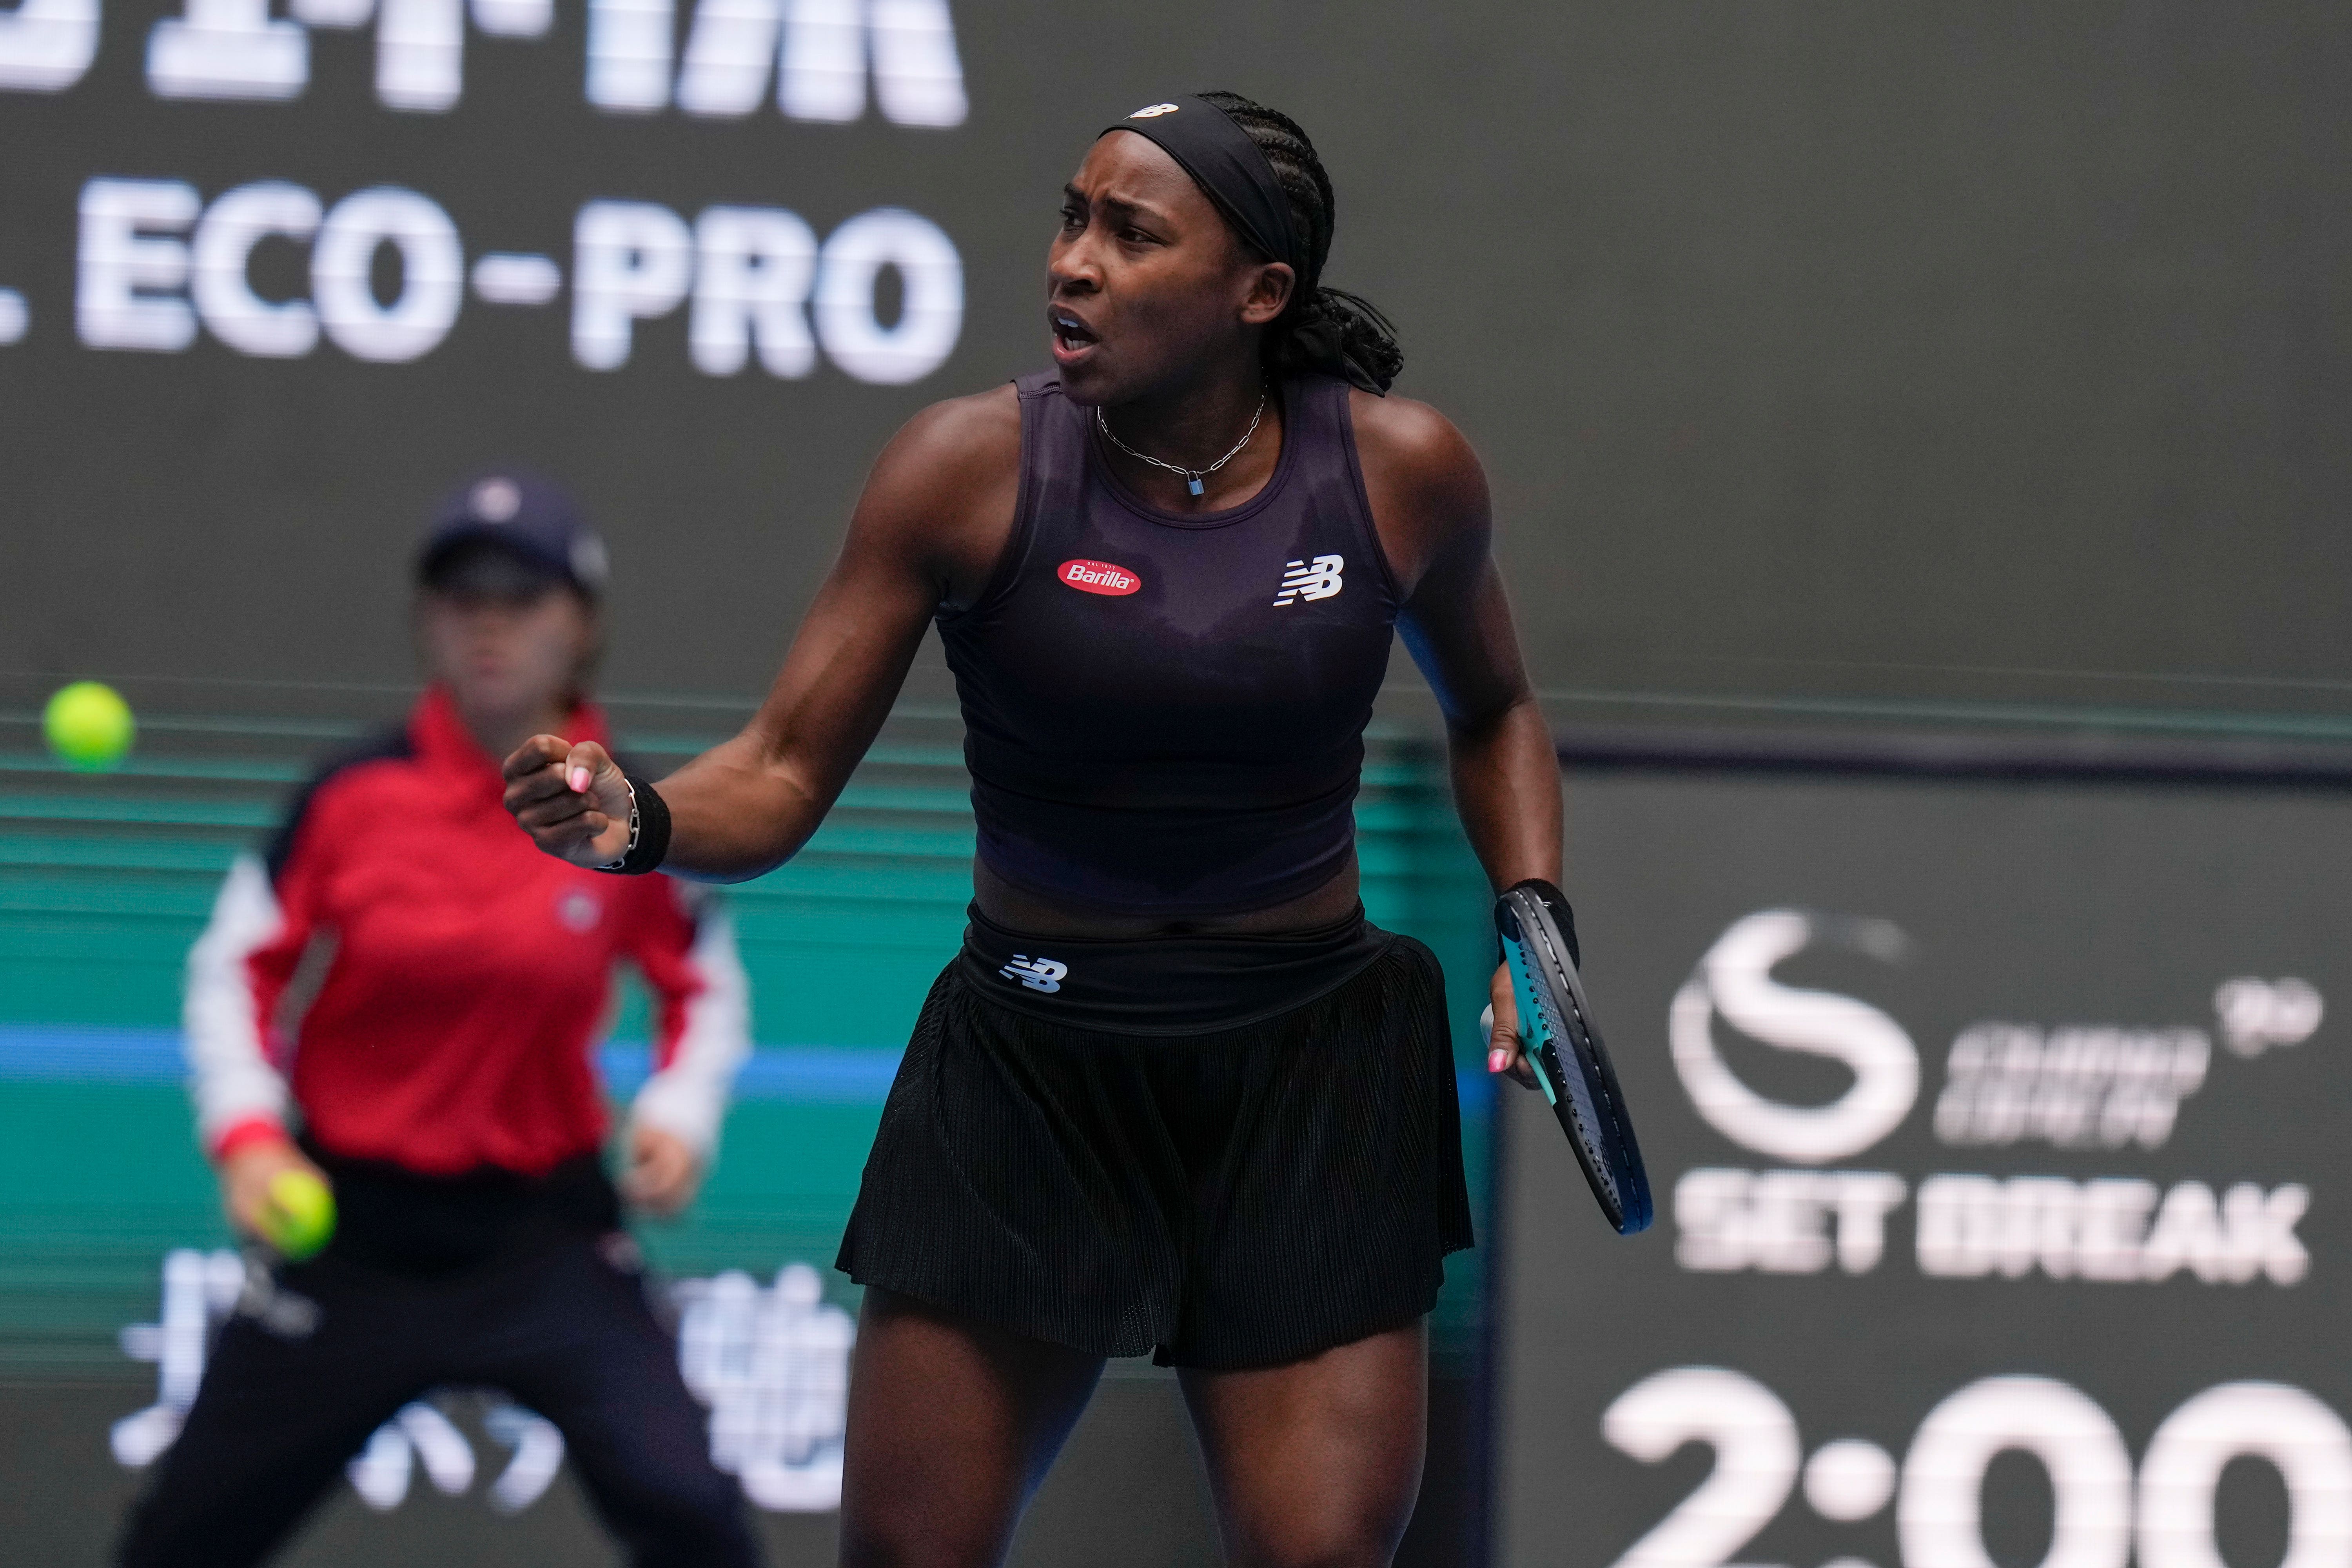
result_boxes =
[937,370,1399,916]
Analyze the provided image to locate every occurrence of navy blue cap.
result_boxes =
[417,470,610,597]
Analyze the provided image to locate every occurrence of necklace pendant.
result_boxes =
[1187,475,1205,497]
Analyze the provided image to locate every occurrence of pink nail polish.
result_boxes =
[569,767,591,792]
[1488,1049,1506,1073]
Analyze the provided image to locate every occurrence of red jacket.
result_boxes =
[184,687,749,1177]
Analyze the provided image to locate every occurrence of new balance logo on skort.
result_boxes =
[1001,955,1068,993]
[1273,555,1344,605]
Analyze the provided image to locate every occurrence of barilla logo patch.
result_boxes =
[1058,559,1141,596]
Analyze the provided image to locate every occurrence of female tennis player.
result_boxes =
[122,475,764,1568]
[507,93,1555,1568]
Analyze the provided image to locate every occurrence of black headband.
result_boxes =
[1096,95,1397,395]
[1100,96,1303,279]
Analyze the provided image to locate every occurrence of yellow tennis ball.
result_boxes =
[260,1168,337,1260]
[43,681,134,771]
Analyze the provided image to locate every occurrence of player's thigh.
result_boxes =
[840,1287,1105,1568]
[118,1310,421,1568]
[1176,1318,1428,1568]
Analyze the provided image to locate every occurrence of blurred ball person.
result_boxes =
[118,474,765,1568]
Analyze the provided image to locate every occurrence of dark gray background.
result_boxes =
[1502,771,2348,1567]
[5,2,2348,720]
[5,5,2348,1564]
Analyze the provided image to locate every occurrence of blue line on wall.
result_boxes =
[0,1025,1494,1112]
[0,1024,905,1103]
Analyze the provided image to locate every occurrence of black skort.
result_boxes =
[836,931,1474,1369]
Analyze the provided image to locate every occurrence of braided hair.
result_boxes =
[1196,90,1404,394]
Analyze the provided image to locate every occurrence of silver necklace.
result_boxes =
[1095,391,1267,497]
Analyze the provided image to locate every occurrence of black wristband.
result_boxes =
[1495,878,1581,970]
[595,774,673,876]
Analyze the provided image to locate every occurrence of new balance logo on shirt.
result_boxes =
[1001,955,1069,993]
[1273,555,1344,606]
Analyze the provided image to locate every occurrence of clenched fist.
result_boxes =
[503,735,633,866]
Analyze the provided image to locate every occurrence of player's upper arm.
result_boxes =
[1351,392,1526,726]
[1352,390,1493,598]
[697,385,1020,837]
[822,384,1023,615]
[736,386,1018,757]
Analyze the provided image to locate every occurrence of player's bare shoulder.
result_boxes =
[846,384,1023,608]
[865,384,1022,510]
[1347,388,1493,596]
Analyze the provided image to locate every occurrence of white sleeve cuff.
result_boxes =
[628,909,752,1161]
[183,854,294,1147]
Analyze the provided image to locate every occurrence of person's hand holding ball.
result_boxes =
[219,1138,337,1261]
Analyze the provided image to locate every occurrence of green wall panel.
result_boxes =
[0,702,1497,1377]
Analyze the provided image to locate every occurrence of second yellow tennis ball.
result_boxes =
[259,1169,337,1261]
[43,681,135,771]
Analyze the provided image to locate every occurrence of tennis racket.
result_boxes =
[1495,879,1653,1234]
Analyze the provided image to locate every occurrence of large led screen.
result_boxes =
[1500,773,2347,1568]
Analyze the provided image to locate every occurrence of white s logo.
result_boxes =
[1669,910,1919,1163]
